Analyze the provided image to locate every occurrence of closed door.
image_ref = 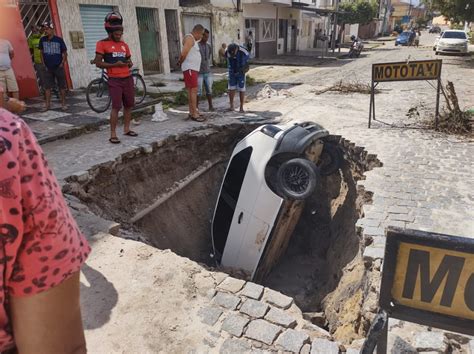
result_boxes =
[183,14,212,47]
[165,9,180,71]
[291,20,298,52]
[136,7,162,74]
[80,5,114,79]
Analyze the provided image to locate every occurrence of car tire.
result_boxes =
[276,158,319,200]
[318,143,343,176]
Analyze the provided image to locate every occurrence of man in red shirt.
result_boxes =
[94,12,137,144]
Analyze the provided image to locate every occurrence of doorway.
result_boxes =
[136,7,162,74]
[279,19,288,54]
[291,20,297,52]
[165,9,180,71]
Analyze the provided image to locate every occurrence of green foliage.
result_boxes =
[338,0,378,25]
[424,0,474,23]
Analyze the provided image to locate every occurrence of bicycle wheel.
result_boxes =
[86,78,111,113]
[133,74,146,105]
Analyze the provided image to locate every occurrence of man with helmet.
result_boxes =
[225,43,250,113]
[94,12,137,144]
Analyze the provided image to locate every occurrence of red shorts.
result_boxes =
[183,69,198,89]
[108,76,135,110]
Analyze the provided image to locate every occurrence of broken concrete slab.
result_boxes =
[245,319,282,345]
[414,331,447,352]
[275,328,310,353]
[220,338,252,353]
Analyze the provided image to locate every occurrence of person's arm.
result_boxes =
[177,35,194,67]
[1,114,90,353]
[11,273,86,354]
[60,39,67,67]
[8,41,14,60]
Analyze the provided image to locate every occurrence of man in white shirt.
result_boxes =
[0,39,19,100]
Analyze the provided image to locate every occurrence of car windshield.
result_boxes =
[442,32,467,39]
[400,32,410,37]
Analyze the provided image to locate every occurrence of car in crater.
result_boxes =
[211,122,342,279]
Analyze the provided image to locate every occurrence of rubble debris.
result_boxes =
[256,84,293,100]
[314,80,381,95]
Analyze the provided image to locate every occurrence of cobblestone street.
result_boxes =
[37,31,474,353]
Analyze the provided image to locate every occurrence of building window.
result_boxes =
[260,19,275,42]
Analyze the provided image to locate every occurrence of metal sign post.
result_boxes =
[363,227,474,353]
[369,59,443,129]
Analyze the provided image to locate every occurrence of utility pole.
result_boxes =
[331,0,340,52]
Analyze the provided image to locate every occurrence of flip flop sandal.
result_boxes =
[124,130,138,137]
[109,137,121,144]
[190,116,206,122]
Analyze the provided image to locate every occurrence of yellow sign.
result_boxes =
[372,60,442,82]
[392,242,474,320]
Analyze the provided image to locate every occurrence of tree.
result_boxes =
[338,0,378,25]
[423,0,474,23]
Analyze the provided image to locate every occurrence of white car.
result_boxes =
[435,30,469,55]
[211,122,342,279]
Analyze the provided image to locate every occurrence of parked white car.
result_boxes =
[211,122,342,279]
[435,30,469,55]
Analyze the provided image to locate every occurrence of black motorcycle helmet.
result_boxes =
[104,11,123,33]
[351,35,356,41]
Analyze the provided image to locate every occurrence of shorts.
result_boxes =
[108,76,135,110]
[43,66,67,90]
[228,73,246,92]
[198,72,213,96]
[183,69,198,89]
[34,63,46,87]
[0,68,19,93]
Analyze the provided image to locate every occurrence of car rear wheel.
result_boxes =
[276,158,319,200]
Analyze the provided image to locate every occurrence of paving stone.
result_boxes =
[310,338,340,354]
[345,349,360,354]
[213,291,241,310]
[468,339,474,354]
[390,335,417,353]
[241,282,264,300]
[221,314,250,337]
[301,343,311,354]
[263,288,294,309]
[362,227,385,237]
[198,306,223,326]
[220,338,252,353]
[389,213,415,222]
[217,277,246,293]
[264,307,297,328]
[275,329,310,353]
[245,319,282,345]
[363,246,384,263]
[414,331,447,352]
[240,298,270,319]
[388,205,409,214]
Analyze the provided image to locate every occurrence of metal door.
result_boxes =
[136,7,162,74]
[183,14,212,46]
[291,20,298,52]
[165,9,180,71]
[79,5,113,78]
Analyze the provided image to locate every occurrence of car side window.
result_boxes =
[213,147,253,255]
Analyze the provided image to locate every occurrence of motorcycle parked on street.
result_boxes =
[348,35,364,58]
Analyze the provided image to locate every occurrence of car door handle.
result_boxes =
[238,212,243,224]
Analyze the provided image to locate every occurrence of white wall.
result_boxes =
[243,4,277,19]
[56,0,180,89]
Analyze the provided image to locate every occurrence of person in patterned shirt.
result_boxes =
[0,107,90,352]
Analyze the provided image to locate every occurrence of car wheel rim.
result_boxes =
[282,165,310,194]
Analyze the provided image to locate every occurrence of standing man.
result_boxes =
[28,25,45,92]
[39,21,68,111]
[0,38,19,100]
[197,29,214,112]
[94,12,137,144]
[225,43,250,113]
[177,24,204,122]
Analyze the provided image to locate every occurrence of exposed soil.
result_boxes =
[64,125,382,343]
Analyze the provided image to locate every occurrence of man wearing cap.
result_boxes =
[39,21,68,111]
[225,43,250,113]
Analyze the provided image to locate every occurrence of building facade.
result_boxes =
[55,0,181,89]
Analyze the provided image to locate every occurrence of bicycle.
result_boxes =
[86,60,147,113]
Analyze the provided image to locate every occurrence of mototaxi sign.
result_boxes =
[372,59,442,82]
[380,227,474,335]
